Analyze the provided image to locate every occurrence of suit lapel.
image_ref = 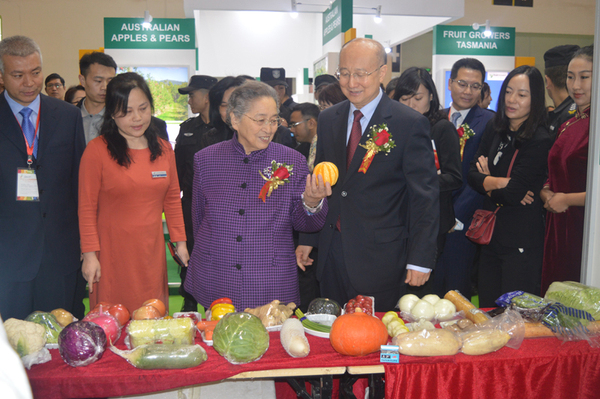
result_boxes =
[0,94,29,156]
[344,96,391,181]
[37,95,56,162]
[463,105,480,127]
[332,102,350,183]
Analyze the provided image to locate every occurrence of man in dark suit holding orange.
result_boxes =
[297,38,439,312]
[0,36,86,320]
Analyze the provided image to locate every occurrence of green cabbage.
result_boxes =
[25,311,63,344]
[545,281,600,320]
[212,312,269,364]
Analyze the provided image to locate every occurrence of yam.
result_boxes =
[444,290,490,325]
[393,328,461,357]
[461,329,510,355]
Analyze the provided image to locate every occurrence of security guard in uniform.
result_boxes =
[175,75,217,311]
[544,45,580,141]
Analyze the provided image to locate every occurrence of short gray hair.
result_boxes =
[226,81,280,126]
[0,36,42,74]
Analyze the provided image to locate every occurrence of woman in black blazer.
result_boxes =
[395,67,463,296]
[468,65,552,307]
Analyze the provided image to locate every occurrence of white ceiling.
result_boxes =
[184,0,464,19]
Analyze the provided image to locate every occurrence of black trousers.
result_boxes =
[478,237,543,308]
[320,230,404,312]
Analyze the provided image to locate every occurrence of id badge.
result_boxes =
[16,168,40,201]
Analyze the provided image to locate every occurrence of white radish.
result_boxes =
[280,318,310,358]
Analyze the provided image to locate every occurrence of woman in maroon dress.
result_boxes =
[540,46,593,294]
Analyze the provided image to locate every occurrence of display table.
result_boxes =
[26,319,600,399]
[25,326,375,399]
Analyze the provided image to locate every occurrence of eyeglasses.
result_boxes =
[336,65,384,82]
[46,83,63,89]
[243,114,282,128]
[289,120,307,128]
[452,79,482,92]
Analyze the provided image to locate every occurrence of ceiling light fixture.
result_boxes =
[472,19,492,38]
[142,10,153,28]
[374,5,382,23]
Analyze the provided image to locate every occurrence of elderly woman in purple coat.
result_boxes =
[184,81,331,310]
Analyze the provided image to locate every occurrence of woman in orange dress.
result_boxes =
[79,72,189,314]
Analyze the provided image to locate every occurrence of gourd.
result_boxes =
[110,344,208,369]
[307,298,342,316]
[313,162,339,186]
[329,310,388,356]
[280,318,310,358]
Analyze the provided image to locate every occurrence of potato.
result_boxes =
[392,328,461,357]
[461,329,510,355]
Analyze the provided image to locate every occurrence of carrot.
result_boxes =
[204,326,214,340]
[524,320,600,338]
[196,320,218,331]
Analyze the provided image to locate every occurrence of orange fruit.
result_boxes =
[132,305,162,320]
[143,298,166,317]
[313,162,339,186]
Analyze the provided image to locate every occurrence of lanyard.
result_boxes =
[17,105,41,167]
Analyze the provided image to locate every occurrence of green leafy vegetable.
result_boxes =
[212,312,269,364]
[25,311,63,344]
[545,281,600,320]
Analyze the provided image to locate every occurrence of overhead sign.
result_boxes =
[322,0,352,45]
[433,25,515,56]
[104,18,195,50]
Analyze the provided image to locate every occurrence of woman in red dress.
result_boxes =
[540,45,593,294]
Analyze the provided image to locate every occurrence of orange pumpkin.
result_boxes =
[313,162,339,186]
[329,311,388,356]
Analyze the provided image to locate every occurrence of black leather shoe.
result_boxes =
[181,298,198,312]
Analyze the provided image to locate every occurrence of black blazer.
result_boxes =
[431,119,462,234]
[443,105,495,223]
[0,94,85,282]
[468,122,551,248]
[300,95,439,293]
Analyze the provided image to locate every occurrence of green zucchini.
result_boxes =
[110,344,208,369]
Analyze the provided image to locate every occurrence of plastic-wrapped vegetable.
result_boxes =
[83,312,121,344]
[306,298,342,316]
[213,312,269,364]
[127,318,195,348]
[110,344,208,369]
[58,321,107,367]
[25,311,63,344]
[4,318,46,357]
[545,281,600,320]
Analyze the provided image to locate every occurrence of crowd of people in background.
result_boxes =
[0,34,594,325]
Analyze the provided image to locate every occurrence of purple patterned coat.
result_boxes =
[184,134,328,310]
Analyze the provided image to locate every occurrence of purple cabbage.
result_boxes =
[58,321,107,367]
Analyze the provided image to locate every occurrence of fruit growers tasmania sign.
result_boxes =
[433,25,515,56]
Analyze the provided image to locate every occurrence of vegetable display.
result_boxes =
[306,298,342,316]
[4,318,46,357]
[398,294,456,322]
[212,312,270,364]
[280,318,310,358]
[329,310,387,356]
[25,311,63,344]
[245,300,296,327]
[58,321,107,367]
[110,344,208,369]
[127,318,195,348]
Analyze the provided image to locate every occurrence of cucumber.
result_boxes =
[110,344,208,369]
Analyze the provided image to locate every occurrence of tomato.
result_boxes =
[143,299,166,317]
[210,298,233,309]
[108,304,130,326]
[132,304,162,320]
[355,295,364,302]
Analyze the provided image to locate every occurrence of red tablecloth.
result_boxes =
[26,318,600,399]
[384,337,600,399]
[26,327,378,398]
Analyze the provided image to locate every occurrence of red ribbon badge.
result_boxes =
[259,166,290,202]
